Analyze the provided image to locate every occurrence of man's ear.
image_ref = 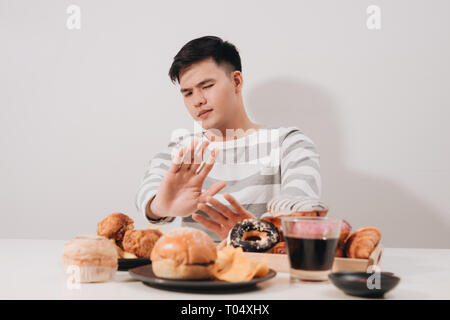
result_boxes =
[232,71,243,94]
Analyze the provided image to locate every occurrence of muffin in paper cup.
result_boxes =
[62,235,118,283]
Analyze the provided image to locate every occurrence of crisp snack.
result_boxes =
[211,246,269,282]
[122,251,138,259]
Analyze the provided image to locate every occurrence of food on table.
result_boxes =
[96,212,134,248]
[267,195,329,218]
[227,219,280,252]
[150,227,217,280]
[335,220,352,257]
[262,196,329,244]
[122,229,162,258]
[229,196,381,260]
[122,251,138,259]
[97,213,159,259]
[345,227,382,259]
[230,196,329,254]
[62,235,118,283]
[211,246,269,282]
[260,216,283,241]
[268,241,287,254]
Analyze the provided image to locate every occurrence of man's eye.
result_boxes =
[184,92,192,97]
[203,84,214,89]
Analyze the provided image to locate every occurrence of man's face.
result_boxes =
[179,58,240,131]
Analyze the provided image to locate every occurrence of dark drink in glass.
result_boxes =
[285,237,339,271]
[281,217,342,282]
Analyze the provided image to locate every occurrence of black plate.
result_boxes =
[128,265,277,292]
[328,272,400,298]
[118,258,151,271]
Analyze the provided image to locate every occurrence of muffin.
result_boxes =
[62,235,118,283]
[122,229,162,258]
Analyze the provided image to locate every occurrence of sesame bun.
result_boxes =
[62,235,118,283]
[150,227,217,280]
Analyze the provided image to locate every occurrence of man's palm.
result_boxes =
[150,140,225,217]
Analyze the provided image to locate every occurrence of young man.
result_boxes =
[135,36,321,241]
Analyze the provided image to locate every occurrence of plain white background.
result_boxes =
[1,0,449,248]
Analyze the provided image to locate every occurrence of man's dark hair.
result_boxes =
[168,36,242,84]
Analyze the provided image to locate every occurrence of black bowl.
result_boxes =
[328,272,400,298]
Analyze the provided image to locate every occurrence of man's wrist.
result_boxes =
[146,196,164,220]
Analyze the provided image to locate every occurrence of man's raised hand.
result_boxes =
[149,138,226,218]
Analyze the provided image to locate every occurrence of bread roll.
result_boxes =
[150,228,217,280]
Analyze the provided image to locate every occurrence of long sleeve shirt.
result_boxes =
[135,125,322,241]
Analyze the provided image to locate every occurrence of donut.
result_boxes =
[228,219,280,252]
[261,216,283,241]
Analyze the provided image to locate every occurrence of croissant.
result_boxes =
[344,227,381,259]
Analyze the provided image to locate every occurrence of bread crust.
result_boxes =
[150,228,217,279]
[151,227,217,265]
[152,259,214,280]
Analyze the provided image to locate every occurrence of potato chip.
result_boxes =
[211,246,269,282]
[122,251,137,259]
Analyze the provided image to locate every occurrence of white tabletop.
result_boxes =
[1,239,449,300]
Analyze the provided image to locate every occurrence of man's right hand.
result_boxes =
[149,138,226,218]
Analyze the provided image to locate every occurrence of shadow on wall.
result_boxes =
[246,77,450,249]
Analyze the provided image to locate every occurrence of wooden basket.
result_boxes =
[243,243,384,273]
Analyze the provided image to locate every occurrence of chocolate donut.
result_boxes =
[228,219,280,252]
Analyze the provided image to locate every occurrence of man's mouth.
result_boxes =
[198,109,213,118]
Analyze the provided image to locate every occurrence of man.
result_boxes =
[135,36,321,241]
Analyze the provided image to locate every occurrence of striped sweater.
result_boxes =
[135,125,322,241]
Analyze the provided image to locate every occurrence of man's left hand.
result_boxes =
[192,193,255,240]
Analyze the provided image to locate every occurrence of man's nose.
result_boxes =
[194,91,207,108]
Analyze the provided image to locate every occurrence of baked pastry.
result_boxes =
[62,235,118,283]
[97,213,134,246]
[261,216,283,241]
[122,229,162,258]
[268,241,287,254]
[267,195,329,217]
[335,220,352,257]
[227,219,280,252]
[263,196,329,242]
[345,227,381,259]
[150,227,217,280]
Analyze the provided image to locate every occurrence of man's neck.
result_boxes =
[204,119,264,142]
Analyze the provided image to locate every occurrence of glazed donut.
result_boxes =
[261,216,283,241]
[228,219,280,252]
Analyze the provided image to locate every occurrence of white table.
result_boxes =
[1,239,449,300]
